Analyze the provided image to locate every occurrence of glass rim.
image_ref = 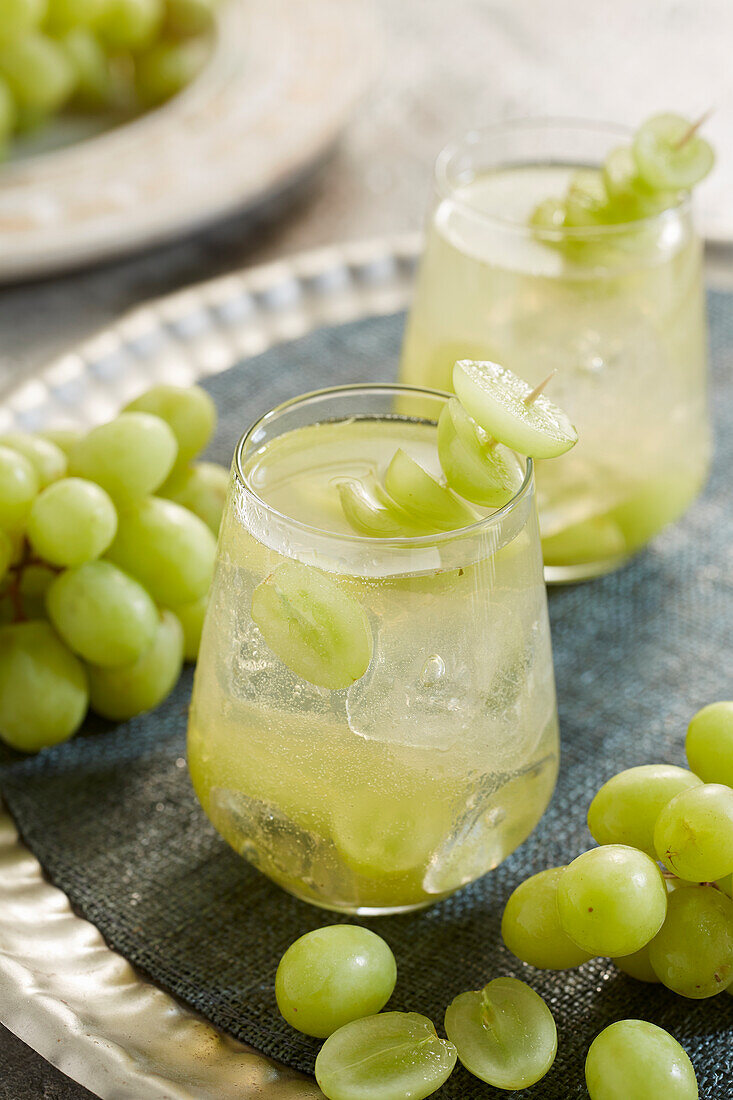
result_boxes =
[234,382,535,549]
[434,116,692,239]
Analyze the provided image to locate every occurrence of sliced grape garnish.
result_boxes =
[501,866,594,970]
[587,764,703,858]
[557,845,667,957]
[633,112,714,191]
[251,560,373,690]
[603,144,678,217]
[563,169,610,227]
[438,398,523,508]
[585,1020,698,1100]
[337,473,435,538]
[648,883,733,998]
[686,701,733,787]
[453,360,578,459]
[444,977,557,1090]
[383,448,477,531]
[275,926,396,1038]
[654,783,733,882]
[315,1012,457,1100]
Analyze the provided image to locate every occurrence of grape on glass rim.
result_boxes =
[452,360,578,459]
[275,926,396,1038]
[501,866,593,970]
[437,397,523,508]
[648,883,733,998]
[686,701,733,787]
[27,477,117,567]
[587,764,703,857]
[251,559,372,690]
[556,844,667,957]
[585,1020,698,1100]
[314,1012,457,1100]
[87,609,183,721]
[633,112,715,192]
[654,782,733,882]
[444,977,557,1090]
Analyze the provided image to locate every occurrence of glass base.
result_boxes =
[282,883,438,916]
[544,552,632,585]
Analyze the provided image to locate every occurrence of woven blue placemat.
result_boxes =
[1,296,732,1098]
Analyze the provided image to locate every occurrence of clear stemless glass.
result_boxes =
[187,384,559,915]
[400,120,711,582]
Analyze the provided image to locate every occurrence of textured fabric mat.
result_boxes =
[1,297,732,1098]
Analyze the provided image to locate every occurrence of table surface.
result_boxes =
[1,0,732,1095]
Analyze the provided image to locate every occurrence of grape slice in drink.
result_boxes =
[87,609,183,721]
[585,1020,698,1100]
[587,764,703,857]
[654,783,733,882]
[337,474,435,538]
[444,977,557,1090]
[438,398,523,508]
[686,701,733,787]
[648,883,733,998]
[633,113,714,191]
[251,560,373,690]
[27,477,118,567]
[502,866,594,970]
[453,360,577,459]
[315,1012,457,1100]
[383,448,477,532]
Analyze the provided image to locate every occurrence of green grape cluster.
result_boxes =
[530,111,714,241]
[0,0,219,159]
[0,383,227,753]
[502,701,733,1016]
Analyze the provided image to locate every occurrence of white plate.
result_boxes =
[0,0,374,282]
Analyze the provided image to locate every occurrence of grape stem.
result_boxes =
[673,109,713,150]
[3,544,60,623]
[524,370,557,406]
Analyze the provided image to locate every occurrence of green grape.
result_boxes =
[0,432,66,489]
[383,449,477,532]
[0,32,74,113]
[633,113,714,191]
[169,591,206,661]
[437,398,523,508]
[529,197,566,232]
[87,609,183,721]
[686,701,733,787]
[47,560,158,667]
[453,359,578,459]
[251,560,372,690]
[165,0,216,36]
[444,977,557,1090]
[613,942,659,983]
[0,445,40,534]
[602,144,678,218]
[0,529,11,582]
[654,783,733,882]
[57,27,113,107]
[585,1020,698,1100]
[159,461,228,534]
[69,413,177,502]
[45,0,106,29]
[0,76,16,142]
[134,36,207,107]
[315,1012,457,1100]
[717,873,732,897]
[587,764,703,857]
[276,926,397,1038]
[27,477,117,566]
[0,0,47,41]
[97,0,162,50]
[0,620,88,752]
[541,514,626,567]
[41,428,85,456]
[13,562,56,620]
[124,385,215,466]
[337,474,435,538]
[557,845,667,957]
[563,169,611,227]
[649,883,733,997]
[107,495,215,605]
[501,866,594,970]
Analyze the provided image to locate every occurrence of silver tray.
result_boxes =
[0,235,418,1098]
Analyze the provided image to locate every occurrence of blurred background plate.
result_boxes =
[0,0,374,282]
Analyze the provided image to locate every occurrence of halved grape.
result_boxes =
[585,1020,698,1100]
[654,783,733,882]
[28,477,117,567]
[438,398,523,508]
[557,845,667,957]
[613,942,659,984]
[603,144,678,218]
[160,461,228,534]
[315,1012,457,1100]
[57,27,113,108]
[563,169,610,227]
[686,701,733,787]
[501,866,594,970]
[107,495,215,605]
[97,0,163,49]
[541,514,626,567]
[453,360,578,459]
[251,560,372,690]
[124,385,216,466]
[135,37,208,107]
[276,926,397,1038]
[0,621,88,752]
[338,474,434,538]
[170,592,207,661]
[383,449,477,532]
[648,883,733,998]
[444,977,557,1090]
[165,0,217,36]
[69,413,177,502]
[87,609,183,721]
[588,764,703,857]
[0,432,66,488]
[633,113,714,191]
[0,445,39,534]
[47,560,158,667]
[0,32,74,113]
